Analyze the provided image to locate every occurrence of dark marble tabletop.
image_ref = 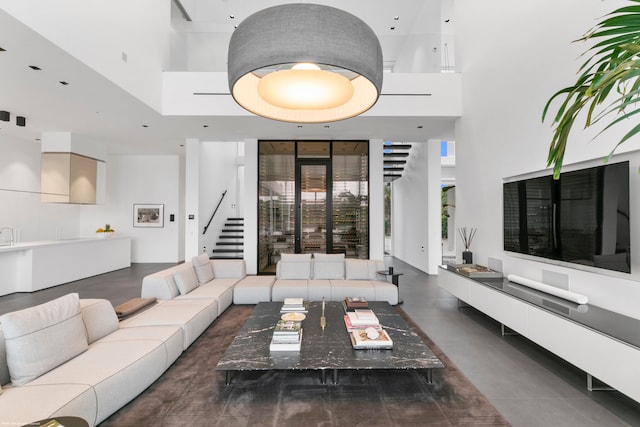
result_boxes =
[216,301,444,372]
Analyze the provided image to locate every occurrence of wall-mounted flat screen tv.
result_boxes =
[503,161,630,273]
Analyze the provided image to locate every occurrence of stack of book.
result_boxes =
[350,328,393,350]
[343,307,394,350]
[280,297,307,313]
[270,319,303,351]
[343,296,368,312]
[345,309,379,328]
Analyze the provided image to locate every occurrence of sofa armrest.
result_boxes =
[141,268,182,300]
[211,259,246,279]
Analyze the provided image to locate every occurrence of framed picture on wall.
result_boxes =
[133,204,164,228]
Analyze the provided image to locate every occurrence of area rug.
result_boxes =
[100,305,510,426]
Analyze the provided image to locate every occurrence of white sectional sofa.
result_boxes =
[0,294,184,426]
[0,255,247,426]
[270,253,399,305]
[0,253,397,425]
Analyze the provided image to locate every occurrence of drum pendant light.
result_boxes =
[228,3,383,123]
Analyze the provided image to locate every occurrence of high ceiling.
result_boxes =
[0,1,455,155]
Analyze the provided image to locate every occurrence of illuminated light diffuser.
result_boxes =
[228,4,382,123]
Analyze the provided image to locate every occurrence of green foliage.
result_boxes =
[543,1,640,178]
[442,186,452,239]
[384,183,391,237]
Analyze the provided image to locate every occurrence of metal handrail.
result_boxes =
[203,190,227,235]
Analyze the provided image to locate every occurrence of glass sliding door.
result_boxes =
[258,140,369,273]
[258,142,295,274]
[296,160,332,254]
[332,142,369,258]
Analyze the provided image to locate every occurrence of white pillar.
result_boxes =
[426,139,442,273]
[184,138,200,260]
[243,138,258,274]
[369,139,384,260]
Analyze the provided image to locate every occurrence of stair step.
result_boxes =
[227,217,244,221]
[209,254,243,259]
[211,249,243,253]
[219,235,244,239]
[224,223,244,227]
[221,229,244,233]
[216,242,244,246]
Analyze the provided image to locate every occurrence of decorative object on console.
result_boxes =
[133,204,164,228]
[95,224,115,238]
[507,274,588,305]
[447,264,503,279]
[458,226,477,264]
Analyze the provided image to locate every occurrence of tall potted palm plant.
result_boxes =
[543,0,640,178]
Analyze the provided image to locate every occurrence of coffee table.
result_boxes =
[216,301,444,384]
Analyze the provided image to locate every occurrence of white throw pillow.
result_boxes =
[192,253,215,284]
[281,253,312,262]
[174,268,199,295]
[79,299,119,344]
[312,253,345,279]
[278,253,312,279]
[0,293,88,386]
[345,259,370,280]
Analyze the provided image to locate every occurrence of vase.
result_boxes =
[462,250,473,264]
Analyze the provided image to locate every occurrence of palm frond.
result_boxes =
[543,1,640,177]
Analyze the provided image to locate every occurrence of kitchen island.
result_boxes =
[0,236,131,296]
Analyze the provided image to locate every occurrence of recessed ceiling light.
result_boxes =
[28,65,41,70]
[230,14,235,19]
[297,125,303,128]
[59,81,69,85]
[417,125,423,129]
[203,125,209,128]
[394,16,399,21]
[142,125,149,128]
[390,27,396,30]
[324,125,330,128]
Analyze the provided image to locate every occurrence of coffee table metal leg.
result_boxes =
[320,369,327,384]
[225,370,233,385]
[426,368,433,384]
[332,369,339,384]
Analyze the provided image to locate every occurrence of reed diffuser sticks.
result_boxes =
[458,227,477,250]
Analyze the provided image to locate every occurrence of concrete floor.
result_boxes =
[1,259,640,426]
[392,257,640,427]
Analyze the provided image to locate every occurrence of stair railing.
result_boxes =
[203,190,227,235]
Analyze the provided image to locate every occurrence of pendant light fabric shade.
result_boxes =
[228,3,383,123]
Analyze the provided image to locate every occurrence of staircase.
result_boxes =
[210,217,244,259]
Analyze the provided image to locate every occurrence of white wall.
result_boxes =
[80,154,181,263]
[0,134,81,241]
[392,141,442,273]
[1,134,182,262]
[455,0,640,318]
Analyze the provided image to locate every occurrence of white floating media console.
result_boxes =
[439,265,640,403]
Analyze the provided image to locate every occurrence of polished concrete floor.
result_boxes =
[1,259,640,426]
